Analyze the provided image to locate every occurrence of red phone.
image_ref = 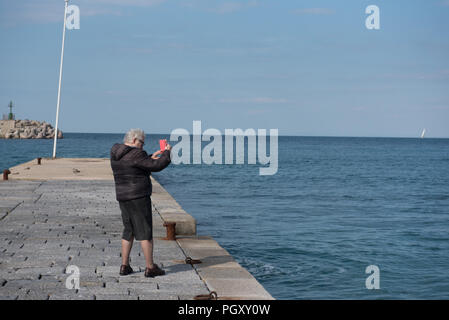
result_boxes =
[159,139,167,151]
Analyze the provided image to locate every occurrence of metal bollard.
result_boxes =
[194,291,218,300]
[37,157,42,165]
[163,221,176,240]
[3,169,11,181]
[185,257,202,265]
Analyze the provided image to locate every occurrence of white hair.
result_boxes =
[124,128,145,144]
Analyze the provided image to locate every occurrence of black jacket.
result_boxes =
[110,143,171,202]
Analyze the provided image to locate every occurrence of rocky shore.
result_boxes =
[0,120,63,139]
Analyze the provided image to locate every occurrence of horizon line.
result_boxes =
[62,132,449,139]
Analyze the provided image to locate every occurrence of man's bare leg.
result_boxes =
[121,238,134,266]
[140,240,154,269]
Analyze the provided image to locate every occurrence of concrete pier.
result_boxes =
[0,158,273,300]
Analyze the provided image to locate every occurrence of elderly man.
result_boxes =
[110,129,171,277]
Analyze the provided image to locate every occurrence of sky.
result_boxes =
[0,0,448,137]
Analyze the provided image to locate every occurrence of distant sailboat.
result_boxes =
[420,129,426,138]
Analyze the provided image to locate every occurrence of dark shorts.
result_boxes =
[119,196,153,241]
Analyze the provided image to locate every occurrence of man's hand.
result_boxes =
[151,144,171,159]
[165,143,172,151]
[151,150,163,159]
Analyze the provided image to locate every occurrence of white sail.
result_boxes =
[420,129,426,138]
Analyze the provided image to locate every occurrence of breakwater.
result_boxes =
[0,120,63,139]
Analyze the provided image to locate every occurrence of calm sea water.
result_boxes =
[1,133,449,299]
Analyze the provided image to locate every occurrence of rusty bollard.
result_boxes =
[194,291,218,300]
[37,157,42,165]
[185,257,202,265]
[163,221,176,240]
[3,169,11,181]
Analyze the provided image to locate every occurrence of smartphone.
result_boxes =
[159,139,167,151]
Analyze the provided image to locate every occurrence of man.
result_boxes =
[110,128,171,277]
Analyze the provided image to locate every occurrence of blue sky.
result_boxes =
[1,0,448,137]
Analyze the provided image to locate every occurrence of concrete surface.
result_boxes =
[1,158,274,300]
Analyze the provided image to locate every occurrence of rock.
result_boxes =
[19,131,30,139]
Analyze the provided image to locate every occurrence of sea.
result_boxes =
[1,133,449,299]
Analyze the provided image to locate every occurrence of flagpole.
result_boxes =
[53,0,69,159]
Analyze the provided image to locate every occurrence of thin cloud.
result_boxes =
[193,0,259,14]
[382,70,449,81]
[219,97,289,104]
[292,8,336,15]
[0,0,166,27]
[94,0,166,6]
[251,97,288,103]
[212,2,243,14]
